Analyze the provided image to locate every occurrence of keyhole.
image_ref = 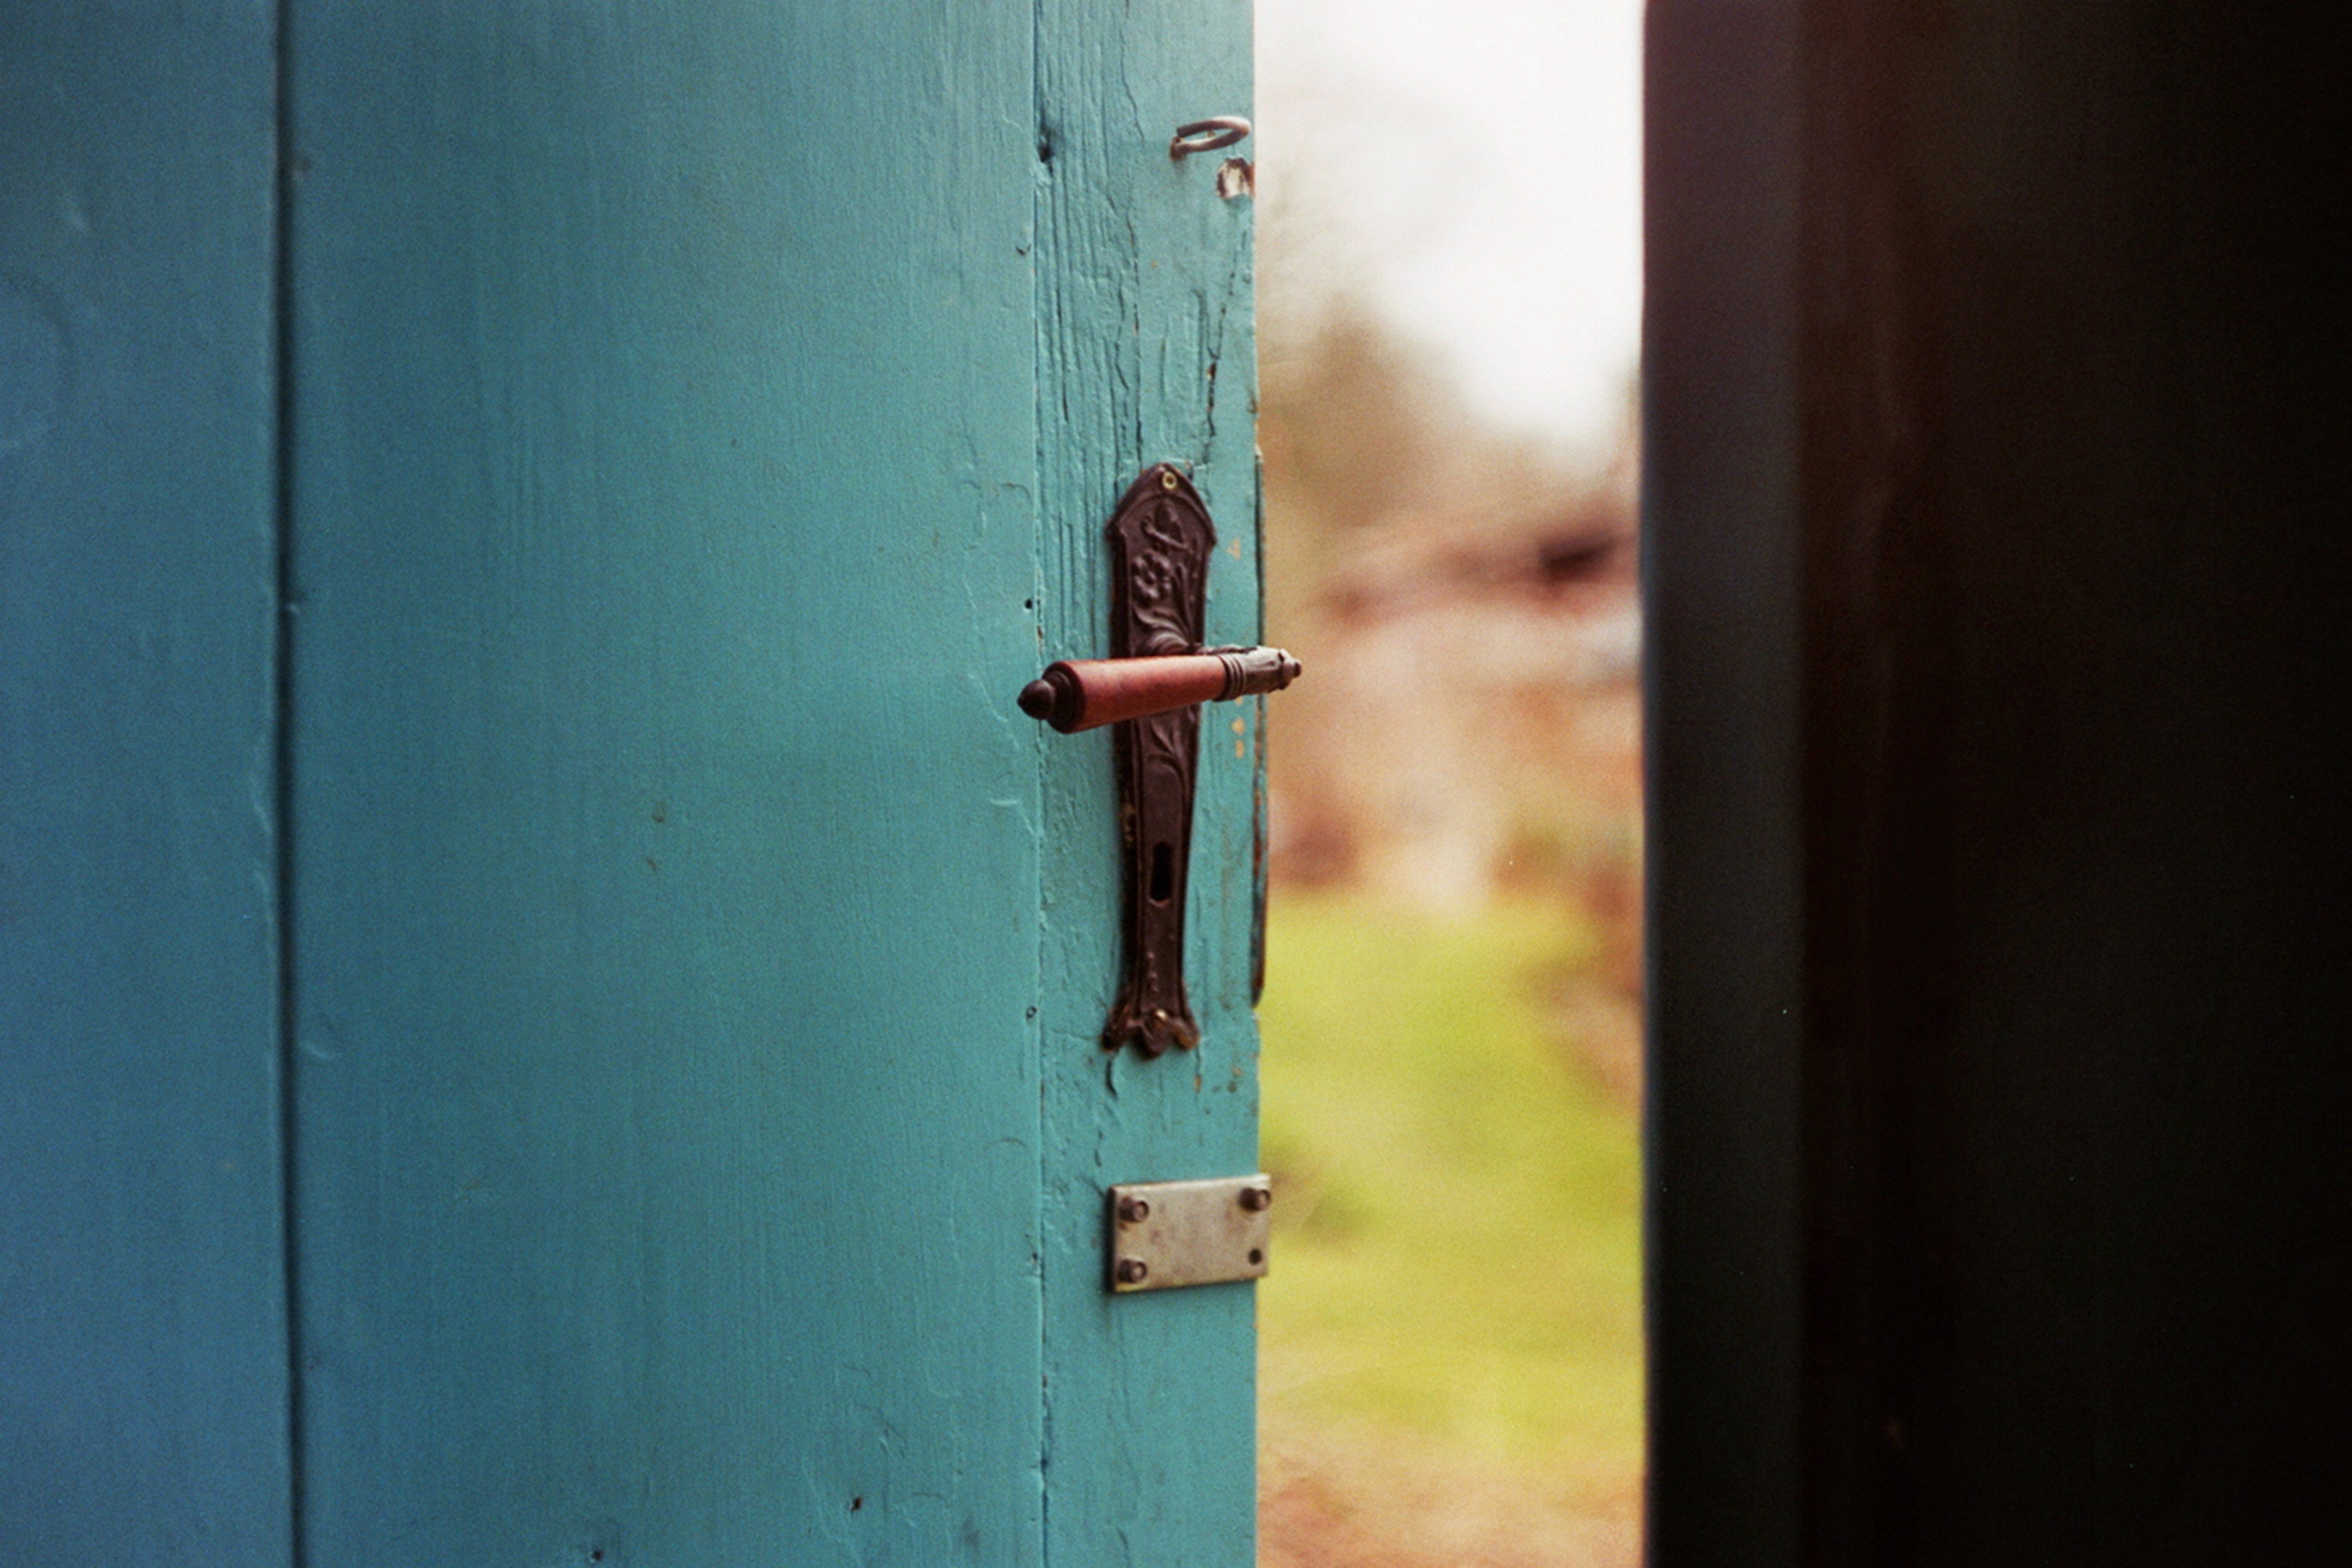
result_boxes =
[1149,842,1175,904]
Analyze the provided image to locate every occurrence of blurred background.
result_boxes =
[1249,2,1646,1564]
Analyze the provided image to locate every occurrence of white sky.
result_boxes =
[1257,0,1644,453]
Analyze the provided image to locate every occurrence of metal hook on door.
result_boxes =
[1169,116,1252,160]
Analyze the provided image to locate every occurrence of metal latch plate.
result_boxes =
[1107,1175,1272,1292]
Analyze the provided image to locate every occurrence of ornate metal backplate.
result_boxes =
[1103,464,1214,1056]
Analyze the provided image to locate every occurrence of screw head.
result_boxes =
[1158,467,1181,491]
[1238,1185,1272,1212]
[1117,1195,1152,1225]
[1115,1257,1150,1285]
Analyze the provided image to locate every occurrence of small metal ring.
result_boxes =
[1170,116,1252,161]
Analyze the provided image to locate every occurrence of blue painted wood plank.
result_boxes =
[0,7,292,1562]
[1034,3,1262,1563]
[281,5,1045,1561]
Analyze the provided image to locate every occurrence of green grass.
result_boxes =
[1256,892,1644,1480]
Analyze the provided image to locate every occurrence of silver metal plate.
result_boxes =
[1106,1174,1272,1292]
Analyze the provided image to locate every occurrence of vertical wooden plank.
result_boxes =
[0,7,292,1562]
[1643,1,1806,1565]
[282,5,1043,1561]
[1033,1,1261,1561]
[1774,8,2352,1560]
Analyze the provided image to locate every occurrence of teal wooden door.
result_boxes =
[7,3,1257,1563]
[3,10,289,1562]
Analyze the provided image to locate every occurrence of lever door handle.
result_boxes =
[1020,464,1301,1057]
[1018,645,1300,733]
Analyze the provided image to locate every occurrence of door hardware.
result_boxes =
[1018,646,1298,733]
[1168,118,1255,201]
[1018,465,1300,1057]
[1107,1175,1273,1292]
[1169,116,1251,160]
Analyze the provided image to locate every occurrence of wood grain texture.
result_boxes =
[0,7,292,1562]
[283,5,1045,1560]
[1034,2,1261,1562]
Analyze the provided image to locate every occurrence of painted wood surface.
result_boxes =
[5,3,1255,1558]
[1035,3,1261,1564]
[0,7,292,1562]
[280,3,1052,1561]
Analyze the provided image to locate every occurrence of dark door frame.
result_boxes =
[1644,4,2349,1561]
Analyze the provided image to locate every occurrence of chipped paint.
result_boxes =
[1035,1,1259,1556]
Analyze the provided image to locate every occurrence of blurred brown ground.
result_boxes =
[1263,1431,1640,1568]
